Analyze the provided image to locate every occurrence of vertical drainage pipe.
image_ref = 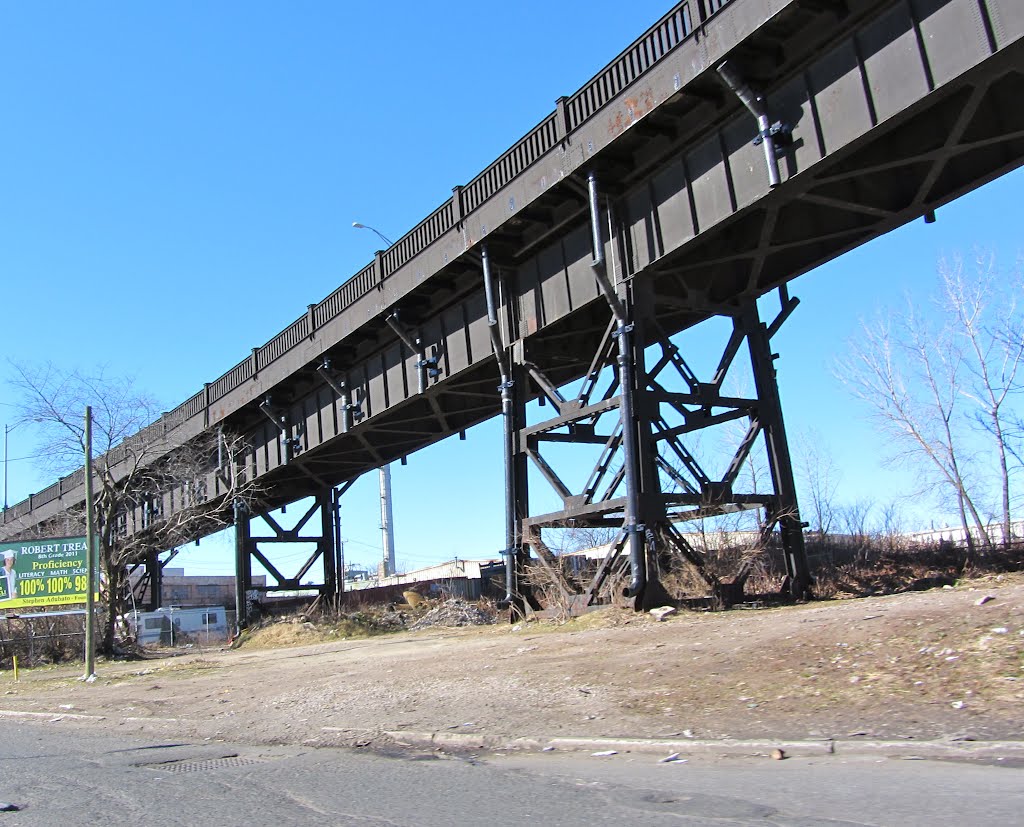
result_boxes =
[588,171,645,598]
[483,246,517,606]
[716,61,782,188]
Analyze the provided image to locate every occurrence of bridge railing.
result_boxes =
[461,113,561,217]
[180,390,206,421]
[4,0,736,526]
[381,199,456,278]
[210,359,251,404]
[566,3,698,129]
[315,262,377,328]
[260,316,309,368]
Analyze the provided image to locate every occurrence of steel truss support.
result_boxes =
[500,173,811,613]
[232,487,344,632]
[127,547,180,611]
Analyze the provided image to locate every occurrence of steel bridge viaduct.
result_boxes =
[3,0,1023,619]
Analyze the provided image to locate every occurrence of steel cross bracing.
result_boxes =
[494,174,810,614]
[2,0,1023,612]
[232,489,342,630]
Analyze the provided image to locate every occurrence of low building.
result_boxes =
[130,567,267,610]
[344,558,505,605]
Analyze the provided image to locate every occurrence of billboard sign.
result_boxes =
[0,536,98,610]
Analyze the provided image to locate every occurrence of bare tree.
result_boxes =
[941,253,1024,543]
[835,255,1024,553]
[850,307,986,549]
[796,427,840,536]
[877,500,906,551]
[838,498,874,540]
[8,362,261,653]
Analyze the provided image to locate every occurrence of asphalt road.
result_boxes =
[1,722,1021,826]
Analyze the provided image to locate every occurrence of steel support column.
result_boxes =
[483,246,534,617]
[741,299,811,598]
[233,499,251,634]
[506,358,535,616]
[146,549,162,611]
[320,486,340,599]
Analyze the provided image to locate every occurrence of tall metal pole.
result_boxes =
[353,221,400,581]
[3,423,9,515]
[379,464,396,577]
[83,407,97,680]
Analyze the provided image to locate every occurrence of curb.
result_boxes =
[0,709,106,722]
[7,707,1022,762]
[381,730,1024,760]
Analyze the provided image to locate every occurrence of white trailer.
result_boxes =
[127,606,228,646]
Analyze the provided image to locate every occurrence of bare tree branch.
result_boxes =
[835,253,1024,552]
[6,362,263,653]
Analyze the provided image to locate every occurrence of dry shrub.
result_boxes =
[808,537,1023,597]
[739,554,788,595]
[522,561,578,623]
[0,614,88,669]
[235,593,464,650]
[659,561,715,599]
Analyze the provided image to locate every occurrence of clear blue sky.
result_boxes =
[2,2,1022,576]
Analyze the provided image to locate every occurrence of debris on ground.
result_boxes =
[347,606,408,632]
[409,599,496,630]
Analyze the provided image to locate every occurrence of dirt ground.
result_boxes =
[2,575,1022,751]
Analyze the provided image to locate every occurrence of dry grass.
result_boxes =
[241,616,393,650]
[238,598,500,650]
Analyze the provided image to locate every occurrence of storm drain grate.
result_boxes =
[138,755,270,774]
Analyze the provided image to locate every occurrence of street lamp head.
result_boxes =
[351,221,394,248]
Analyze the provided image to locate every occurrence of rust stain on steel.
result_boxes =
[607,88,656,138]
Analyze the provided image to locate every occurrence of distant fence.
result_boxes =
[0,610,86,669]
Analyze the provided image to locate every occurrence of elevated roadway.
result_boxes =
[4,0,1023,606]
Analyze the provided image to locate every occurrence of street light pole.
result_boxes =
[3,423,9,514]
[352,221,397,577]
[351,222,394,249]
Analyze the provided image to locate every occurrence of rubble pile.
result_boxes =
[343,606,408,632]
[409,599,496,630]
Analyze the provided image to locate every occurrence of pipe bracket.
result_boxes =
[753,121,792,148]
